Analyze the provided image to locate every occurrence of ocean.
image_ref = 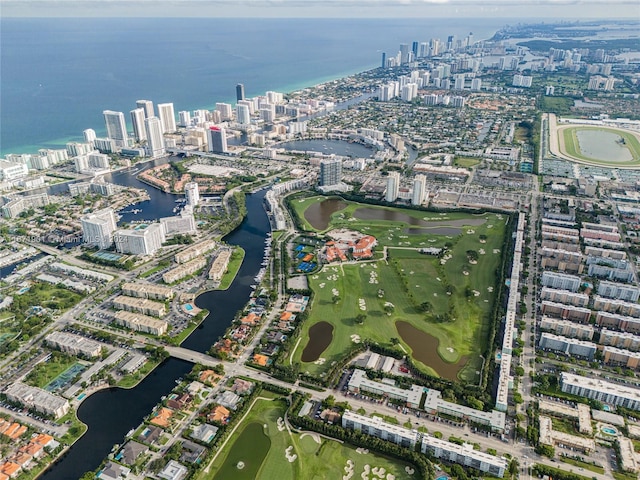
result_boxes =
[0,17,504,156]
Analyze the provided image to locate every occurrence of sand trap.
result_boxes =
[351,334,361,343]
[463,271,469,276]
[277,417,286,432]
[314,357,326,365]
[300,432,321,444]
[237,461,245,469]
[447,347,454,353]
[285,446,297,462]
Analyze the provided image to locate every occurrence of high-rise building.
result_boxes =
[381,52,387,68]
[184,182,200,207]
[114,223,165,256]
[471,78,482,91]
[412,41,419,58]
[207,126,228,153]
[178,111,192,127]
[399,43,410,64]
[238,99,254,114]
[385,172,400,202]
[81,208,117,250]
[215,103,233,121]
[454,74,466,90]
[236,104,251,125]
[103,110,128,147]
[144,116,165,157]
[236,83,245,102]
[319,158,342,187]
[157,103,176,133]
[136,100,155,119]
[83,128,96,145]
[412,175,427,205]
[130,108,147,142]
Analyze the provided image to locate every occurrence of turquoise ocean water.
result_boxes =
[1,17,504,156]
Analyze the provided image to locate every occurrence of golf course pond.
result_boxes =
[396,321,468,381]
[353,207,488,229]
[301,321,334,362]
[304,198,348,230]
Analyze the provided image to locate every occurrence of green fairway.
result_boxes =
[560,126,640,167]
[212,422,271,480]
[289,198,507,382]
[202,396,415,480]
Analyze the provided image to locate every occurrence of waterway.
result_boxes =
[41,177,271,478]
[278,138,375,159]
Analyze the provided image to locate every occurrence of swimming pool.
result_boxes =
[601,425,618,436]
[185,304,193,311]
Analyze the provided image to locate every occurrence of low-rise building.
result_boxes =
[560,372,640,410]
[540,287,589,307]
[208,249,232,281]
[114,310,168,335]
[44,331,103,358]
[420,436,507,477]
[113,295,166,317]
[163,257,207,284]
[540,301,591,323]
[600,329,640,351]
[603,346,640,369]
[538,333,597,360]
[175,239,216,264]
[541,271,581,292]
[342,410,418,448]
[596,311,640,334]
[121,282,174,301]
[597,281,640,302]
[593,296,640,318]
[539,317,595,340]
[538,415,595,453]
[4,383,69,418]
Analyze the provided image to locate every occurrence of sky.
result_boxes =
[1,0,638,18]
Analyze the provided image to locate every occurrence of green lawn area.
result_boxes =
[201,396,415,480]
[217,247,245,290]
[559,456,604,475]
[118,359,159,388]
[24,353,79,388]
[453,157,481,168]
[561,126,640,166]
[289,198,506,382]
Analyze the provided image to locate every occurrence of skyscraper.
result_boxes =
[385,172,400,203]
[130,108,147,142]
[399,43,410,64]
[83,128,96,145]
[136,100,155,119]
[207,126,228,153]
[157,103,176,133]
[178,111,192,127]
[319,158,342,187]
[184,182,200,207]
[215,103,233,121]
[144,116,165,157]
[236,104,251,125]
[81,208,117,250]
[412,41,419,58]
[412,175,427,205]
[103,110,128,147]
[381,52,386,69]
[236,83,245,102]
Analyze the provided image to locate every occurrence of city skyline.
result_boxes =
[1,0,635,18]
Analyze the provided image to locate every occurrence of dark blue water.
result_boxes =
[0,18,501,155]
[278,139,374,158]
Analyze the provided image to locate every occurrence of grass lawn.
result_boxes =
[453,157,481,168]
[24,353,79,388]
[290,199,506,382]
[202,396,415,480]
[217,247,245,290]
[118,359,160,388]
[559,456,604,475]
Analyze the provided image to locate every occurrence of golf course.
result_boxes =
[288,196,508,383]
[202,393,415,480]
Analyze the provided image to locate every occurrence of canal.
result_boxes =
[40,172,271,479]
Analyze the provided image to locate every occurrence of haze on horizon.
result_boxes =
[1,0,638,18]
